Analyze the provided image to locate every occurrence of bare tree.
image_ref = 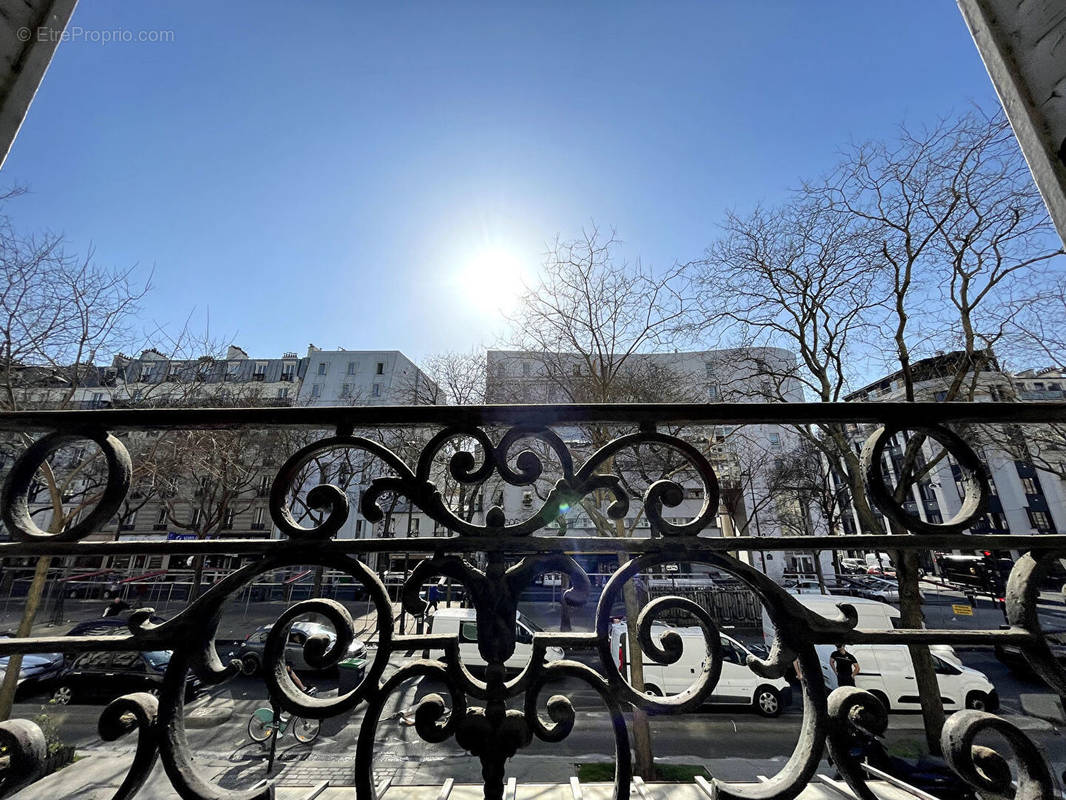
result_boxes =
[498,227,706,779]
[0,192,149,720]
[694,107,1065,750]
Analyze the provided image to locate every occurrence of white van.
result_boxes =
[426,608,564,673]
[767,595,997,712]
[610,622,792,717]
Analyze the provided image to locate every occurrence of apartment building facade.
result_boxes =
[484,348,828,582]
[2,345,441,577]
[837,353,1066,547]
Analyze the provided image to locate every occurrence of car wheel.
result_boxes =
[869,690,890,712]
[241,654,261,676]
[51,684,74,705]
[754,685,781,717]
[966,691,990,711]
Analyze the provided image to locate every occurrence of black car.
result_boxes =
[44,649,199,705]
[994,632,1066,677]
[64,614,167,645]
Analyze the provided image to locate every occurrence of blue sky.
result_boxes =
[2,2,1002,364]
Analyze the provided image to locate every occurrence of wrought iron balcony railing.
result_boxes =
[0,402,1064,800]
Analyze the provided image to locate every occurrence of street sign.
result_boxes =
[167,532,197,541]
[951,604,974,616]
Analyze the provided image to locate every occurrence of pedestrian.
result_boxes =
[102,594,130,618]
[829,643,860,687]
[427,582,440,613]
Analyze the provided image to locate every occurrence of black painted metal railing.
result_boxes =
[0,403,1064,800]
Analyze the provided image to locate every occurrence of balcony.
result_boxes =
[0,402,1064,800]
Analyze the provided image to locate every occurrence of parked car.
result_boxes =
[45,649,199,705]
[426,608,564,673]
[784,579,832,595]
[0,636,64,700]
[611,622,792,717]
[62,615,168,663]
[839,558,868,575]
[233,621,367,676]
[770,596,994,712]
[994,632,1066,676]
[847,576,902,604]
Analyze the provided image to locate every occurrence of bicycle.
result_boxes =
[247,687,321,745]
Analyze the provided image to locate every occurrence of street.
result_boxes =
[13,627,1066,790]
[7,581,1066,790]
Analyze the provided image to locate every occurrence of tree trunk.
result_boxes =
[188,554,206,602]
[559,574,572,632]
[895,548,945,754]
[0,556,52,720]
[618,551,655,780]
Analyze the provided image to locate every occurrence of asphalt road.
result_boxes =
[14,643,1063,763]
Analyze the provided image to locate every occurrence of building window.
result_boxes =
[376,362,385,375]
[318,362,328,376]
[1021,476,1040,495]
[277,387,289,399]
[119,512,136,531]
[221,509,235,530]
[226,362,238,381]
[522,363,532,376]
[768,432,781,448]
[372,384,381,397]
[410,518,420,537]
[311,384,321,398]
[253,362,266,381]
[154,507,167,531]
[257,475,270,497]
[708,384,721,401]
[281,363,295,382]
[347,361,357,375]
[251,507,266,530]
[139,367,153,383]
[1028,509,1053,531]
[341,383,353,398]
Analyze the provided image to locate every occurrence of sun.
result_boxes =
[457,245,528,311]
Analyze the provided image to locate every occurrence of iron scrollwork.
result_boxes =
[0,404,1062,800]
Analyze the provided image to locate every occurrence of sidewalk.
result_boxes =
[12,740,1065,799]
[0,750,868,798]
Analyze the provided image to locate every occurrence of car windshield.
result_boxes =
[143,650,172,669]
[517,611,544,632]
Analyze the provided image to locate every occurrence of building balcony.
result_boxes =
[0,401,1063,799]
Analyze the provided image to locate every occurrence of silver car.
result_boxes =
[234,621,366,675]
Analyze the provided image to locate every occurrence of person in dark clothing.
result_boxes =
[427,583,440,613]
[829,643,859,687]
[102,594,130,617]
